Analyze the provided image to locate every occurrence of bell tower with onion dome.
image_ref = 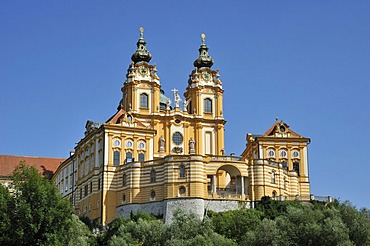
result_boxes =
[119,27,161,116]
[184,34,225,155]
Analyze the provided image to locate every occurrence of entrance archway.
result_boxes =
[208,165,247,199]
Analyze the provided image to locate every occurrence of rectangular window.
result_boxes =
[84,185,88,197]
[98,178,101,190]
[90,182,93,194]
[70,174,73,190]
[204,98,212,113]
[80,188,82,200]
[293,162,300,176]
[113,151,120,166]
[138,153,145,162]
[98,150,103,167]
[140,93,149,108]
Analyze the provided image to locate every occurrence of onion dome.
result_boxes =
[193,33,214,68]
[159,90,169,110]
[131,27,152,64]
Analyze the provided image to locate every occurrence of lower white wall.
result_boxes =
[116,198,252,223]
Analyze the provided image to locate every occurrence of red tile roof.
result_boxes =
[0,155,65,178]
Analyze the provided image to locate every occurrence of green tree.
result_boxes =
[168,208,236,246]
[210,209,263,243]
[0,162,78,245]
[0,184,11,243]
[338,202,370,245]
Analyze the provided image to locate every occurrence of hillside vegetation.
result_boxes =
[1,163,369,245]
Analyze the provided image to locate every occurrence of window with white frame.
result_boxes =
[140,93,149,108]
[204,98,212,113]
[113,151,120,166]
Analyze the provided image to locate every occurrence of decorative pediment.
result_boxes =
[106,109,146,128]
[263,121,302,138]
[85,120,103,135]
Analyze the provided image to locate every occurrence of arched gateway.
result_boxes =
[208,165,249,200]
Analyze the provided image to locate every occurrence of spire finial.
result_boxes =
[131,27,152,63]
[201,33,206,44]
[139,27,144,38]
[193,33,214,68]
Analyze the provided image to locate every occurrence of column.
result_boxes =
[212,175,217,194]
[241,176,244,195]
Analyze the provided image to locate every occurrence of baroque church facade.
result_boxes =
[53,28,311,225]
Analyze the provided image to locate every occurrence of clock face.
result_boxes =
[202,71,212,81]
[139,66,148,75]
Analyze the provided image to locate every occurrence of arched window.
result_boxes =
[138,153,145,162]
[272,191,277,200]
[150,169,156,183]
[126,152,133,163]
[122,173,127,186]
[204,98,212,113]
[271,171,276,184]
[180,165,185,178]
[113,151,120,166]
[140,93,148,108]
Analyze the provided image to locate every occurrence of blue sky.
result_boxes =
[1,1,369,209]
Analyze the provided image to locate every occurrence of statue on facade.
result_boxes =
[183,100,188,112]
[171,88,182,108]
[166,98,171,110]
[159,135,165,152]
[189,138,195,154]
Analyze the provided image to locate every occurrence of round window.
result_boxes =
[268,150,275,157]
[179,186,186,195]
[150,190,156,199]
[172,132,183,145]
[280,126,286,132]
[280,150,287,158]
[138,142,145,149]
[126,140,133,148]
[113,139,121,147]
[175,119,181,124]
[293,151,299,158]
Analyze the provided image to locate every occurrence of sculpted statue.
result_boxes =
[159,135,165,152]
[189,138,195,154]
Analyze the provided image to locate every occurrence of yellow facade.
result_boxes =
[53,29,311,225]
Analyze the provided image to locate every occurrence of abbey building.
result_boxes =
[53,28,311,225]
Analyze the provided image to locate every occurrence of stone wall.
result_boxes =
[116,198,252,223]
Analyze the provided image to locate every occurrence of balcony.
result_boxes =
[208,187,249,200]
